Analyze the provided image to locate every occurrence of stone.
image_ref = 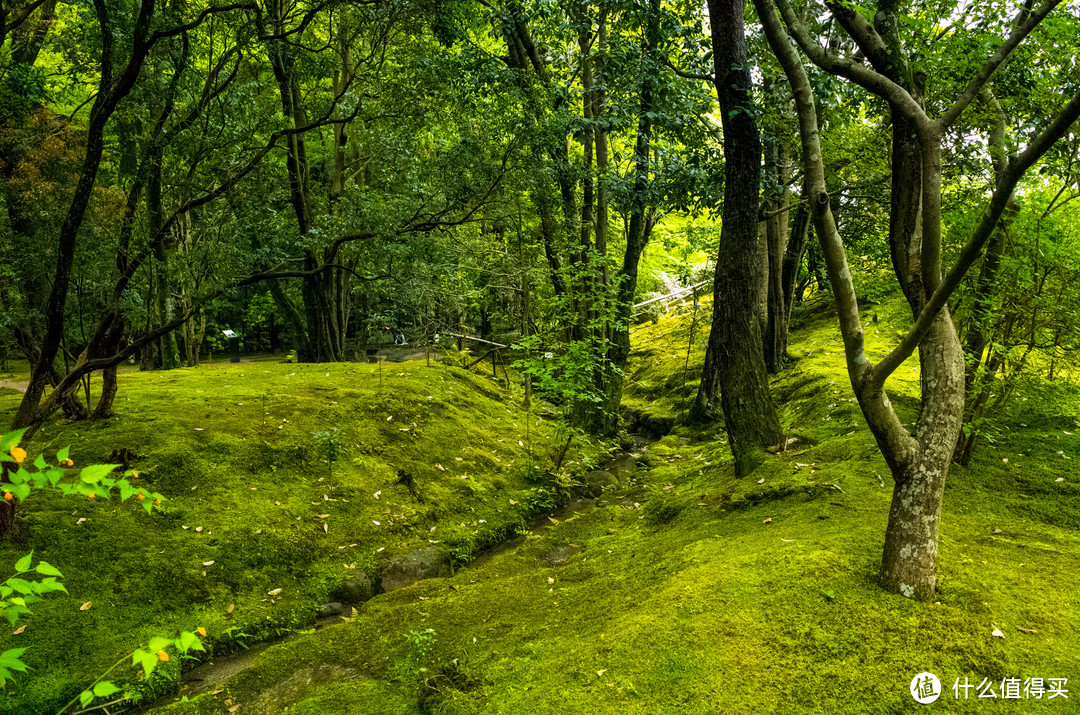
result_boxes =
[379,547,451,592]
[319,602,345,617]
[329,572,374,604]
[583,470,617,498]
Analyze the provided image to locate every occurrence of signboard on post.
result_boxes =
[222,330,240,363]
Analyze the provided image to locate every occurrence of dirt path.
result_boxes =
[0,379,27,393]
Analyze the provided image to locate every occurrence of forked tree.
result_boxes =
[754,0,1080,597]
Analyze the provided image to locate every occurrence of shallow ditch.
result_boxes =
[140,416,667,712]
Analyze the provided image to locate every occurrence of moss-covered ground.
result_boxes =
[0,357,591,713]
[4,292,1080,714]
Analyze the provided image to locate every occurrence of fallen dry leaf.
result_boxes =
[12,626,25,635]
[597,669,607,677]
[79,601,92,611]
[1017,627,1038,635]
[228,705,241,713]
[267,588,282,596]
[202,560,215,566]
[992,627,1005,638]
[508,499,517,505]
[227,604,235,614]
[763,518,773,524]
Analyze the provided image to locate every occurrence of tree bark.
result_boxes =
[762,137,789,373]
[691,0,783,474]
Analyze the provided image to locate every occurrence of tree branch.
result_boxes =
[871,85,1080,388]
[936,0,1065,130]
[774,0,928,129]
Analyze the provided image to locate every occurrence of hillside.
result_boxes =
[2,297,1079,713]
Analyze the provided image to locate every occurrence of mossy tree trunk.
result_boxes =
[692,0,784,475]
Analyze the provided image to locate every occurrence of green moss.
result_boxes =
[0,359,573,712]
[4,291,1080,714]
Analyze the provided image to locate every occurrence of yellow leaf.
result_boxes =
[158,650,170,662]
[12,626,25,635]
[9,447,26,464]
[79,601,92,611]
[197,627,207,637]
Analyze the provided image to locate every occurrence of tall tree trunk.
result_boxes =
[594,0,659,436]
[149,147,180,370]
[780,184,812,348]
[692,0,783,475]
[763,137,790,373]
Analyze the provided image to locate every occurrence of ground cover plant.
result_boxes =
[0,358,588,712]
[89,294,1078,715]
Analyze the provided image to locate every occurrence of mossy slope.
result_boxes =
[0,359,574,713]
[140,297,1079,714]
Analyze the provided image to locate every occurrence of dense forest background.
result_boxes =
[1,0,1080,711]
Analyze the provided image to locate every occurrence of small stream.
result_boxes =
[147,415,663,712]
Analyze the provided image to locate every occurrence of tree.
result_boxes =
[691,0,784,476]
[755,0,1080,597]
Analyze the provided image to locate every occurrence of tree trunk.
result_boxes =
[780,185,812,347]
[592,0,659,436]
[149,148,180,370]
[879,312,965,597]
[692,0,784,474]
[763,137,790,373]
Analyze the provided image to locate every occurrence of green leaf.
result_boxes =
[56,446,69,463]
[14,552,33,573]
[179,631,197,651]
[0,648,27,669]
[79,689,94,708]
[93,681,121,697]
[141,651,158,678]
[148,636,172,652]
[12,484,30,502]
[80,464,117,484]
[32,454,46,471]
[0,430,27,453]
[34,562,62,578]
[7,579,32,595]
[133,649,158,678]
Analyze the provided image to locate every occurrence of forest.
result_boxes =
[0,0,1078,712]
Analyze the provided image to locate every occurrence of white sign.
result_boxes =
[222,330,237,338]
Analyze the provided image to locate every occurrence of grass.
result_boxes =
[3,290,1080,714]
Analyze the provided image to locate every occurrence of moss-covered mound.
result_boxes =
[4,291,1080,714]
[121,296,1080,715]
[0,359,584,713]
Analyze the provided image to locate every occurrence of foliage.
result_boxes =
[1,430,163,508]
